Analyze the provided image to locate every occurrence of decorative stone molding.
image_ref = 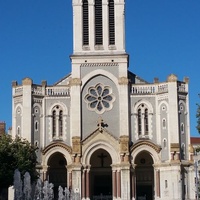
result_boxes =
[12,81,18,87]
[80,63,119,67]
[69,78,82,86]
[170,143,180,152]
[167,74,177,82]
[131,140,162,154]
[72,136,81,154]
[118,77,129,85]
[42,142,72,155]
[183,77,189,83]
[119,135,129,153]
[22,77,33,85]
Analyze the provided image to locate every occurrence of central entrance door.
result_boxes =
[135,151,154,200]
[90,149,112,199]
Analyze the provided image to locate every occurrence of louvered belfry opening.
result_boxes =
[95,0,103,45]
[109,0,115,45]
[83,0,89,45]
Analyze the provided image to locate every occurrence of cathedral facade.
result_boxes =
[11,0,195,199]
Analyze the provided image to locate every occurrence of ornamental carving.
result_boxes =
[81,63,119,67]
[69,78,82,86]
[72,136,81,154]
[118,77,129,85]
[84,83,116,114]
[167,74,177,82]
[22,77,33,85]
[120,135,129,153]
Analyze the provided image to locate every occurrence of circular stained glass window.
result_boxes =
[84,83,115,114]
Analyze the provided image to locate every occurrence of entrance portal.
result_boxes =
[135,151,154,200]
[47,152,67,198]
[90,149,112,199]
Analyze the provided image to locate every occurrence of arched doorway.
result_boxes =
[135,151,154,200]
[90,148,112,199]
[47,152,67,197]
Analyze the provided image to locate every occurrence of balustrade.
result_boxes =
[46,87,70,96]
[131,83,168,95]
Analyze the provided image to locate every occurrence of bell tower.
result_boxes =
[72,0,126,55]
[70,0,129,144]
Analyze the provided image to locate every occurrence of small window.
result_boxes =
[163,139,167,148]
[165,180,168,188]
[162,119,166,129]
[35,121,39,131]
[34,140,39,147]
[162,106,166,111]
[181,123,184,134]
[17,126,20,136]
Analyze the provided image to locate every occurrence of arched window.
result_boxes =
[144,108,149,135]
[52,110,56,138]
[59,110,63,137]
[52,106,64,140]
[138,109,142,136]
[136,103,151,138]
[108,0,115,45]
[95,0,103,45]
[83,0,89,45]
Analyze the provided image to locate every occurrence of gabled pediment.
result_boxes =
[82,128,119,153]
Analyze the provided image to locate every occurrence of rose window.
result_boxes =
[84,83,115,114]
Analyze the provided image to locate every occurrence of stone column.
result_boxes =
[42,165,48,181]
[86,168,90,199]
[155,169,160,198]
[131,165,136,199]
[112,169,117,198]
[82,169,86,199]
[120,164,131,200]
[67,166,72,189]
[117,169,121,198]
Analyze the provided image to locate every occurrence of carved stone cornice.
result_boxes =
[80,63,119,67]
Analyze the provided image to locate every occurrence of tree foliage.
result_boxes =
[0,135,38,188]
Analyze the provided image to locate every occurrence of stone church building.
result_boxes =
[11,0,195,199]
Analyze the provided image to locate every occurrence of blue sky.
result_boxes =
[0,0,200,136]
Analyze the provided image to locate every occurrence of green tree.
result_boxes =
[0,134,38,189]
